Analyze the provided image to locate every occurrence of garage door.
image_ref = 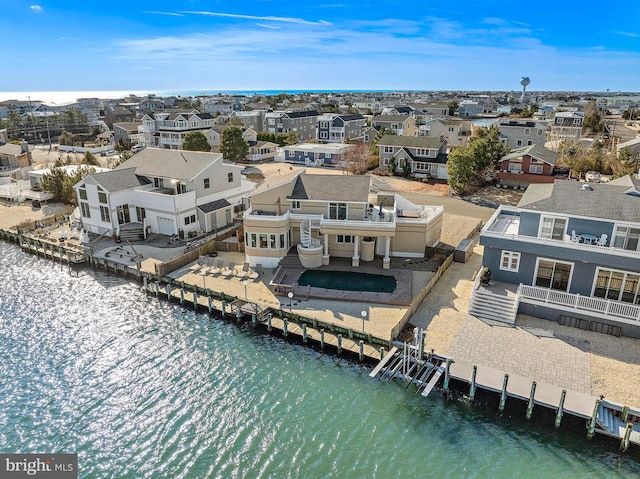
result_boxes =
[157,217,174,235]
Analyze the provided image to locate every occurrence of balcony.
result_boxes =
[482,206,640,260]
[517,284,640,326]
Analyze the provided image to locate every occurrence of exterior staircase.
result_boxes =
[468,286,518,325]
[118,222,145,242]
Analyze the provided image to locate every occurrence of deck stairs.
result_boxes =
[118,222,145,242]
[469,286,518,325]
[596,402,640,449]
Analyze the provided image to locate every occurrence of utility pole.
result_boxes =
[27,96,38,147]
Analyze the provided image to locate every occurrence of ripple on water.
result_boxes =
[1,243,639,478]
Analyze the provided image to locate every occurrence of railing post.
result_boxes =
[587,400,600,439]
[526,382,537,419]
[469,365,477,401]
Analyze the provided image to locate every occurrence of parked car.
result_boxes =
[585,171,601,182]
[131,144,145,153]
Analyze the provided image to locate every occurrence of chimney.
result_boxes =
[20,140,29,153]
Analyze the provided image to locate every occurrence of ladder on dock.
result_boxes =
[596,402,640,451]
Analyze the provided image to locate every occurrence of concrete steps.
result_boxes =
[469,288,517,325]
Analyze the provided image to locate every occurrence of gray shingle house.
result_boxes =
[475,175,640,337]
[377,135,448,179]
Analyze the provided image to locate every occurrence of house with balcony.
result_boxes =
[73,148,256,240]
[207,126,257,153]
[371,114,417,136]
[243,172,443,269]
[113,121,142,148]
[246,141,277,163]
[497,119,548,149]
[497,144,558,188]
[549,112,584,142]
[265,110,319,141]
[316,113,366,143]
[474,175,640,337]
[138,111,214,148]
[420,118,473,148]
[377,135,449,179]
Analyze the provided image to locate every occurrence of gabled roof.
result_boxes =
[377,135,443,149]
[518,175,640,222]
[84,167,150,193]
[113,121,142,131]
[115,147,224,181]
[500,144,558,166]
[198,198,231,213]
[288,174,370,202]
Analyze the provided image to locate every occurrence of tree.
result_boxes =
[182,131,211,152]
[41,165,96,204]
[608,147,637,179]
[370,127,394,156]
[344,143,375,174]
[583,100,604,135]
[110,151,133,169]
[220,127,249,162]
[283,131,299,146]
[447,100,459,116]
[227,116,244,126]
[446,126,510,194]
[257,132,277,143]
[82,151,99,166]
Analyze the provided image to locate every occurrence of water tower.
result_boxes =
[520,77,530,103]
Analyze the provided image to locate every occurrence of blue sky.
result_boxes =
[2,0,639,95]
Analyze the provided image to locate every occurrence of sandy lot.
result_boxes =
[0,200,71,230]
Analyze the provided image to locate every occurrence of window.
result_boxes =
[382,158,389,166]
[529,164,543,174]
[337,235,354,243]
[613,226,640,251]
[80,202,90,218]
[537,130,543,136]
[227,172,233,183]
[259,234,268,248]
[383,146,393,153]
[593,268,640,304]
[204,178,210,189]
[320,131,328,139]
[279,233,286,249]
[525,128,531,136]
[291,200,301,209]
[98,191,107,204]
[534,259,573,291]
[329,202,347,220]
[508,163,522,173]
[184,214,196,225]
[100,205,110,223]
[539,216,566,240]
[154,178,164,188]
[516,139,523,147]
[527,140,533,146]
[79,188,87,200]
[500,251,520,272]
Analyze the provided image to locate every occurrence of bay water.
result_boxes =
[1,242,639,478]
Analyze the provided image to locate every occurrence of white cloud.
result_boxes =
[30,5,42,12]
[613,31,640,38]
[178,11,332,26]
[145,11,185,17]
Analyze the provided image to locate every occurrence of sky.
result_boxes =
[2,0,640,98]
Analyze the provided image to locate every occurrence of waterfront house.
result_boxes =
[377,135,449,179]
[475,175,640,337]
[243,172,443,269]
[73,148,256,239]
[497,144,558,188]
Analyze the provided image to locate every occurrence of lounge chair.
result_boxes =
[235,262,250,280]
[189,262,203,273]
[208,259,223,275]
[221,261,236,278]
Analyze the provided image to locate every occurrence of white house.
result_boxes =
[73,148,256,239]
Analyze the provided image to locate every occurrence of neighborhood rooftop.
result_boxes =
[115,147,226,181]
[289,174,371,202]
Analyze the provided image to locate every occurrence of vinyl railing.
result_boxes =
[517,284,640,323]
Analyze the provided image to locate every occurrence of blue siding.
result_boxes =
[566,217,613,245]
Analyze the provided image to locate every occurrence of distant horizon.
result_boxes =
[3,2,639,93]
[2,88,640,106]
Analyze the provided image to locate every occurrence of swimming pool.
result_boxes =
[298,269,397,293]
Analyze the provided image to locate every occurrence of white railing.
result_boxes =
[243,208,290,221]
[517,284,640,324]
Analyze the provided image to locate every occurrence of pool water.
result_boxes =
[298,269,397,293]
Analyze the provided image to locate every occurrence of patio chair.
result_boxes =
[248,264,260,280]
[235,262,250,280]
[208,259,223,275]
[595,233,608,247]
[571,230,581,243]
[189,262,203,273]
[221,261,236,278]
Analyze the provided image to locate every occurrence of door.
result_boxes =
[117,204,131,224]
[157,217,174,235]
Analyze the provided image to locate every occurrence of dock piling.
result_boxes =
[252,314,257,327]
[208,296,213,314]
[337,334,343,355]
[267,315,272,332]
[180,288,185,304]
[621,423,633,452]
[526,382,537,419]
[379,347,385,361]
[283,319,288,337]
[302,324,308,343]
[320,329,325,350]
[359,340,364,362]
[236,308,242,323]
[499,374,509,412]
[469,365,477,401]
[443,358,452,392]
[419,330,425,360]
[555,390,566,428]
[143,277,148,293]
[622,405,630,423]
[587,400,600,439]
